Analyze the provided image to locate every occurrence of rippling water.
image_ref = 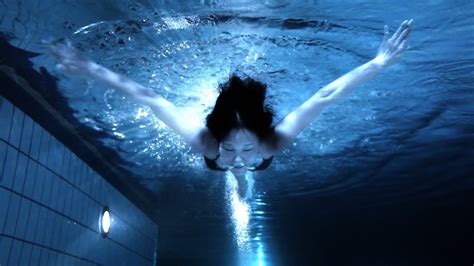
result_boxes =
[2,0,473,265]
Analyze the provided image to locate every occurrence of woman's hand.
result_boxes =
[374,19,413,67]
[273,20,414,148]
[47,40,94,76]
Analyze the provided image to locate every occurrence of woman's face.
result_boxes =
[219,128,260,177]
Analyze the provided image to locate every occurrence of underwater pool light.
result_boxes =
[100,207,111,236]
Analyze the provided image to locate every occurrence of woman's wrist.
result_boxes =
[370,56,388,70]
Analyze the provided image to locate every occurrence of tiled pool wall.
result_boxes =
[0,95,158,265]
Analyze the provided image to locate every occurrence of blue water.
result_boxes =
[1,0,473,265]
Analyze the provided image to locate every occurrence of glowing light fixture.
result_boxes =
[100,207,111,236]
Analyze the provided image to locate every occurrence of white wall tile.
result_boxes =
[12,152,27,193]
[29,246,41,264]
[1,146,18,189]
[41,171,53,206]
[0,141,8,182]
[14,197,30,239]
[43,211,54,246]
[19,241,33,266]
[50,176,60,211]
[0,235,13,265]
[19,115,34,154]
[60,148,71,178]
[38,248,50,265]
[29,123,43,160]
[8,107,24,150]
[32,165,45,202]
[3,193,20,236]
[25,202,39,243]
[34,207,47,244]
[38,130,51,166]
[0,98,14,141]
[0,187,10,232]
[22,159,37,198]
[7,238,22,266]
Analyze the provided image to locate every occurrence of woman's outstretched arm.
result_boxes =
[263,19,413,155]
[48,41,218,156]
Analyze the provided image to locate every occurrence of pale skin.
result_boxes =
[49,19,413,179]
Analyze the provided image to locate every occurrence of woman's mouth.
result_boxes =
[231,165,247,173]
[232,164,245,169]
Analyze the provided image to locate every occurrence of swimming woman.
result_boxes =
[49,19,413,198]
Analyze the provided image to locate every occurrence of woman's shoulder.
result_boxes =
[259,139,276,159]
[200,127,219,158]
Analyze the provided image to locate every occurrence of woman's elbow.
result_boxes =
[312,95,335,108]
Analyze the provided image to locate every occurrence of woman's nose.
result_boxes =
[233,155,244,164]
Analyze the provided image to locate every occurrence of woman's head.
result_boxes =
[206,75,275,175]
[206,75,275,143]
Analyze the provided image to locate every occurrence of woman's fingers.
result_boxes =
[375,19,413,65]
[386,19,413,49]
[399,39,408,52]
[383,25,389,42]
[389,20,407,43]
[395,27,411,47]
[390,19,413,45]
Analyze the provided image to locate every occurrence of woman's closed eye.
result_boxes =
[222,148,253,152]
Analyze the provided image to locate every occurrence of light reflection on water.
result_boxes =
[226,171,269,266]
[226,171,251,250]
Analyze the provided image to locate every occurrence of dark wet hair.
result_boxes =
[206,75,275,143]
